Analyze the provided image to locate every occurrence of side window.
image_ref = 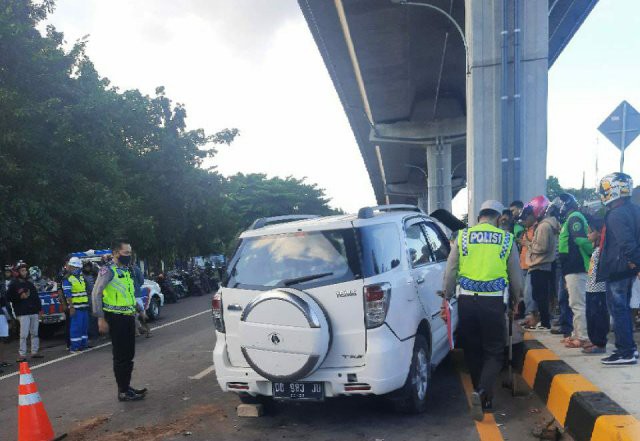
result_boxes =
[404,222,431,267]
[358,223,402,277]
[423,223,450,262]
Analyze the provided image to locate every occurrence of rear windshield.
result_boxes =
[225,229,362,290]
[225,222,403,290]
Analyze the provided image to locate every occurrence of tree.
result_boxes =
[0,0,340,269]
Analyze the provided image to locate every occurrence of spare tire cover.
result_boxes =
[239,288,331,382]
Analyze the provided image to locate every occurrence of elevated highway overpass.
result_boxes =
[299,0,598,218]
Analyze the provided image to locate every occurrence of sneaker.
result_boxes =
[525,323,551,332]
[601,353,637,365]
[470,391,484,422]
[118,389,145,402]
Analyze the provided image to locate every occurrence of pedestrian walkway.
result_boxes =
[534,330,640,418]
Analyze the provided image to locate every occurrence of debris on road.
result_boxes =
[237,403,264,418]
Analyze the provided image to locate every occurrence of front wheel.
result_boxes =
[147,297,161,321]
[388,334,431,413]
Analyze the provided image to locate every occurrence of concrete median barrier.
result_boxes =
[515,335,640,441]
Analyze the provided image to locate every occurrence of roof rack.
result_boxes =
[357,204,423,219]
[248,215,320,230]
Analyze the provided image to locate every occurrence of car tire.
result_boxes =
[388,334,431,414]
[147,297,161,321]
[38,324,58,339]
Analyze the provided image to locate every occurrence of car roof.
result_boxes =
[239,210,441,238]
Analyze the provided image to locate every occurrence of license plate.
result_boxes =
[272,382,324,401]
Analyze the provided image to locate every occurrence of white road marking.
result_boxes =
[0,309,211,382]
[189,365,215,380]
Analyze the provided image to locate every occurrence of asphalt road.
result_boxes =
[0,295,561,441]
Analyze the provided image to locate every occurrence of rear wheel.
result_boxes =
[38,324,58,339]
[389,334,431,413]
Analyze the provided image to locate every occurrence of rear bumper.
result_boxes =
[213,325,414,398]
[39,313,65,324]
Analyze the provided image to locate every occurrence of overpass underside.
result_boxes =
[299,0,597,219]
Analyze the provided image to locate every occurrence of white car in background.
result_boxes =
[212,206,458,413]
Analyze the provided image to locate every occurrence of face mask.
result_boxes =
[118,255,132,266]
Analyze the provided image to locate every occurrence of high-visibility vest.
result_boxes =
[102,265,136,315]
[67,274,89,308]
[457,223,514,295]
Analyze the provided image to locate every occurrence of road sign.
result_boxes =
[598,100,640,172]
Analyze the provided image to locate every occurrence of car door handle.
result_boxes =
[416,277,425,284]
[227,304,242,311]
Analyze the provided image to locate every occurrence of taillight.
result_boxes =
[212,291,225,333]
[363,283,391,329]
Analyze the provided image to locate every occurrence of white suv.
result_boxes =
[212,205,458,413]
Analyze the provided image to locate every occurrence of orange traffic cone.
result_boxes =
[18,362,55,441]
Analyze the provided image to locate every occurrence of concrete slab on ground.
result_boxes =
[534,331,640,418]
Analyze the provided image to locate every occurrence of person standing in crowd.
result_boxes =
[551,194,593,348]
[0,281,12,371]
[583,218,608,354]
[499,209,515,233]
[130,256,151,338]
[63,257,90,352]
[82,261,99,341]
[7,262,43,362]
[518,213,537,327]
[521,196,560,331]
[92,240,147,401]
[509,200,525,240]
[597,173,640,365]
[443,200,524,421]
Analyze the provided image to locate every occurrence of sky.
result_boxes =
[45,0,640,214]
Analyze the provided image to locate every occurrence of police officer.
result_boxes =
[63,257,90,352]
[91,240,147,401]
[442,200,524,421]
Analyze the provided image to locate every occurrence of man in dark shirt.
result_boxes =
[7,262,43,362]
[597,173,640,365]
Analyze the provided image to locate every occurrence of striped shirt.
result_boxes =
[586,247,606,293]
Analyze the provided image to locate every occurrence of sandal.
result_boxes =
[565,339,590,348]
[582,345,606,354]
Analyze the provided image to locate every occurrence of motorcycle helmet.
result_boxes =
[29,266,42,280]
[521,195,550,221]
[599,172,633,206]
[547,193,579,223]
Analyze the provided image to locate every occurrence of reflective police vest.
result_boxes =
[68,274,89,308]
[102,265,136,315]
[457,223,514,295]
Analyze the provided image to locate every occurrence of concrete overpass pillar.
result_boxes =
[426,143,452,214]
[465,0,548,221]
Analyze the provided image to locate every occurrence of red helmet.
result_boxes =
[522,195,550,220]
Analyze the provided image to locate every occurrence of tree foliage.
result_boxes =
[546,176,597,204]
[0,0,337,269]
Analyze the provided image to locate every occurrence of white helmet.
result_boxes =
[68,257,83,268]
[599,172,633,206]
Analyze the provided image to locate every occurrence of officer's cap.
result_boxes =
[479,200,505,216]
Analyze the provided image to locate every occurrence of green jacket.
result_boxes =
[558,211,593,274]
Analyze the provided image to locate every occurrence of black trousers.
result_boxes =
[530,270,552,328]
[105,312,136,393]
[458,295,506,400]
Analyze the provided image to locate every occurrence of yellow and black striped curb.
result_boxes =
[515,337,640,441]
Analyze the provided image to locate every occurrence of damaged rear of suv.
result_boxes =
[212,206,458,413]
